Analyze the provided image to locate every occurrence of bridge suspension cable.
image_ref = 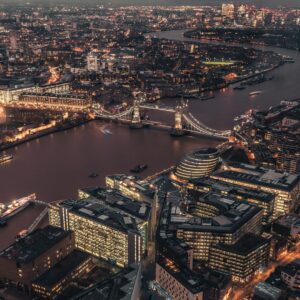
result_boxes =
[182,113,231,139]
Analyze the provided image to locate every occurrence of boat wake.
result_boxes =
[98,125,113,135]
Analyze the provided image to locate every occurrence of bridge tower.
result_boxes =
[174,109,183,130]
[130,99,143,129]
[170,103,184,137]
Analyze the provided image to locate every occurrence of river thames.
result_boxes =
[0,30,299,249]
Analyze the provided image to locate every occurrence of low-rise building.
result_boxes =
[71,264,141,300]
[281,259,300,291]
[31,250,92,299]
[0,226,74,292]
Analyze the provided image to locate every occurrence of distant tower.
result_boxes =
[9,32,18,50]
[222,4,235,19]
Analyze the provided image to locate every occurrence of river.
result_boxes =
[0,29,299,249]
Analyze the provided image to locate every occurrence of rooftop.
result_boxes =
[32,250,90,288]
[71,264,140,300]
[0,226,72,264]
[253,282,283,300]
[212,233,269,256]
[167,190,262,234]
[60,187,151,234]
[190,177,275,203]
[78,186,151,221]
[274,213,300,228]
[213,162,300,191]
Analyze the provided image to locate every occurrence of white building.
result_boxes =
[86,52,100,72]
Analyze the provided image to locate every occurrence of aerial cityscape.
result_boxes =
[0,1,299,300]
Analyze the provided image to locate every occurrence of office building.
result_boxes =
[222,4,235,19]
[211,162,300,217]
[31,250,92,299]
[156,236,231,300]
[186,177,275,223]
[0,226,75,291]
[175,148,220,181]
[49,187,151,267]
[159,185,263,262]
[208,233,270,284]
[105,174,155,203]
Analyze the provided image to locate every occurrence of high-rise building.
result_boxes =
[9,32,18,50]
[49,187,151,267]
[156,238,231,300]
[208,233,270,284]
[222,4,235,19]
[211,162,300,218]
[158,185,263,262]
[186,177,275,223]
[175,148,220,181]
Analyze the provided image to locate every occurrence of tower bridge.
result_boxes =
[95,99,231,140]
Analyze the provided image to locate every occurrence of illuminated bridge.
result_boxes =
[94,100,231,140]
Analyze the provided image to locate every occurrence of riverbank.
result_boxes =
[0,118,90,152]
[147,30,283,99]
[184,29,300,52]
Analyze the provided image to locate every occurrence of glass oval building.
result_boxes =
[175,148,220,180]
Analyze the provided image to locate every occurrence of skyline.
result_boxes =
[1,0,300,7]
[0,3,299,300]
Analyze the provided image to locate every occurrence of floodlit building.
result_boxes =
[18,93,92,111]
[49,187,151,267]
[211,162,300,218]
[222,4,235,19]
[159,186,263,262]
[186,177,275,223]
[105,174,155,203]
[208,233,270,284]
[175,148,220,181]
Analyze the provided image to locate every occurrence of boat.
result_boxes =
[283,56,295,63]
[249,91,263,96]
[88,173,99,178]
[130,164,148,173]
[233,86,246,90]
[0,154,13,164]
[0,193,36,222]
